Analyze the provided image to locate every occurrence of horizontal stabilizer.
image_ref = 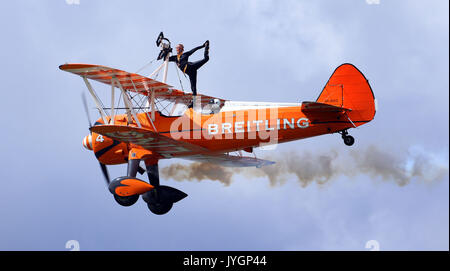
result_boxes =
[301,101,351,113]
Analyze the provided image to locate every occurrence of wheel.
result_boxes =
[147,201,173,215]
[113,194,139,207]
[142,189,174,215]
[343,135,355,146]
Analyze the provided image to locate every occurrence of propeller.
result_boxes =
[81,92,111,186]
[100,163,110,185]
[81,94,145,186]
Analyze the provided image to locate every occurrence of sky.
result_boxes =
[0,0,448,250]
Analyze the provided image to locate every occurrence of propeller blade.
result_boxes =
[81,92,93,129]
[99,163,110,185]
[83,94,110,186]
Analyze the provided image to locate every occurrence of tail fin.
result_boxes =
[316,63,376,124]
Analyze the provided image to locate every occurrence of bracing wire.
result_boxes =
[174,62,186,92]
[135,58,156,74]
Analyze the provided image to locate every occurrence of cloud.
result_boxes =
[244,0,347,80]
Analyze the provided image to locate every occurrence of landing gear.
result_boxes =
[142,163,173,215]
[147,200,173,215]
[108,155,187,215]
[108,158,153,208]
[108,176,152,207]
[142,189,173,215]
[339,130,355,146]
[343,135,355,146]
[143,163,187,215]
[113,194,139,207]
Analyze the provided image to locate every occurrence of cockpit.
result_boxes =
[163,97,224,117]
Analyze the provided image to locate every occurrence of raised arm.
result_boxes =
[168,55,177,62]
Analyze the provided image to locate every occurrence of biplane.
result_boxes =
[60,33,376,215]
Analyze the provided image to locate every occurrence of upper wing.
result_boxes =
[59,63,226,105]
[59,63,176,96]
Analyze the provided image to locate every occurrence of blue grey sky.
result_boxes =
[0,0,448,250]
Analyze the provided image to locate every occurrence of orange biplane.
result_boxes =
[60,33,376,215]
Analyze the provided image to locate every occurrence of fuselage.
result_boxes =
[87,101,357,163]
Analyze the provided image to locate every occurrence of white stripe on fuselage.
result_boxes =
[218,101,301,112]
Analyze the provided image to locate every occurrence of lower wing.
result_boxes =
[91,125,275,167]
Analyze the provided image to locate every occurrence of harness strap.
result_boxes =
[177,54,188,73]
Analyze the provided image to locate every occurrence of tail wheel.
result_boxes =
[113,194,139,207]
[343,135,355,146]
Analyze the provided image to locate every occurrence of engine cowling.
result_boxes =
[82,132,129,165]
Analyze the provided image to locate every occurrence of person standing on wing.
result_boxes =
[169,40,209,97]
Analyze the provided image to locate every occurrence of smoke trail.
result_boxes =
[243,150,339,187]
[350,145,449,186]
[161,162,234,185]
[160,145,449,187]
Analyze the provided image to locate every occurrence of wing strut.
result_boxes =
[82,76,108,124]
[144,89,158,132]
[112,77,142,128]
[127,75,157,130]
[150,89,156,121]
[110,80,115,125]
